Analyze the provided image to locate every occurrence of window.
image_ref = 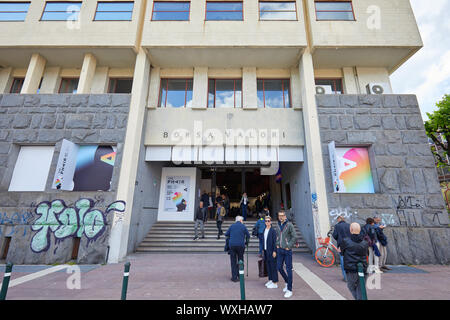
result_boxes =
[259,1,296,21]
[206,2,243,21]
[0,2,30,21]
[59,78,79,93]
[9,146,55,191]
[315,79,343,94]
[9,78,24,93]
[94,1,134,21]
[152,1,190,21]
[315,1,355,21]
[158,78,193,108]
[41,2,81,21]
[108,78,133,93]
[208,79,242,108]
[257,79,291,108]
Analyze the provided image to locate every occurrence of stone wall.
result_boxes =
[317,94,450,265]
[0,94,130,264]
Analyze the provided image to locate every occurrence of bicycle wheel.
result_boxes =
[315,246,335,267]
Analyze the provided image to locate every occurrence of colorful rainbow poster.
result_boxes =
[329,142,374,193]
[164,176,190,212]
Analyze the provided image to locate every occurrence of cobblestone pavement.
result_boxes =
[1,252,449,300]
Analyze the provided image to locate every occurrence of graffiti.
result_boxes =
[396,196,423,210]
[329,207,360,224]
[394,196,422,228]
[396,210,419,227]
[0,211,34,236]
[30,199,126,253]
[311,193,318,210]
[380,213,396,226]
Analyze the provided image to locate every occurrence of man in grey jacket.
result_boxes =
[194,201,207,240]
[274,211,297,298]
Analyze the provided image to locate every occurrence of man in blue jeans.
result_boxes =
[275,211,297,298]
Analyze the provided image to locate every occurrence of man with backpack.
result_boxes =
[374,216,391,272]
[363,218,382,274]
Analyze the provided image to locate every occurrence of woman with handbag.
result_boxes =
[263,216,278,289]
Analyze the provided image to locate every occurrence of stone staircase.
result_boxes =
[135,219,312,254]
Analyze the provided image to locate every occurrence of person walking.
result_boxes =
[374,216,391,272]
[253,212,266,257]
[341,222,369,300]
[215,201,226,239]
[194,201,207,240]
[274,210,297,298]
[225,216,250,282]
[332,215,352,282]
[263,215,279,289]
[208,192,214,219]
[363,218,382,274]
[240,192,249,221]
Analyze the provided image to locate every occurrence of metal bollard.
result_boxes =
[238,260,245,300]
[357,263,368,300]
[121,262,131,300]
[0,263,13,300]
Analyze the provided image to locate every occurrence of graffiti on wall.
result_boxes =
[0,212,34,236]
[30,198,126,253]
[329,207,361,224]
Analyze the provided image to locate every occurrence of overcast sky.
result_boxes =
[390,0,450,121]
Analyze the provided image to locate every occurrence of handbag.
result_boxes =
[258,259,267,278]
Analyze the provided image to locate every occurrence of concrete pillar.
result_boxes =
[21,53,46,94]
[108,48,151,263]
[192,67,208,109]
[242,67,257,109]
[342,67,359,94]
[39,67,61,94]
[77,53,97,94]
[290,67,302,109]
[147,66,161,109]
[298,49,330,244]
[0,67,13,93]
[90,66,110,94]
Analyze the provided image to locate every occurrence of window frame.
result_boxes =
[158,78,193,108]
[314,1,355,21]
[9,77,24,93]
[107,77,133,93]
[207,78,243,109]
[258,1,297,21]
[0,1,30,22]
[315,78,344,94]
[40,1,82,21]
[205,1,243,21]
[257,78,292,109]
[151,1,191,21]
[93,1,134,21]
[58,77,79,94]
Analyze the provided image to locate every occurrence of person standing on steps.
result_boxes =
[194,201,207,240]
[240,192,249,221]
[274,210,297,299]
[216,201,226,239]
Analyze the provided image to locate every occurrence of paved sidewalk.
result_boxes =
[1,253,449,300]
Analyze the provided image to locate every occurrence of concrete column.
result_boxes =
[342,67,359,94]
[298,49,330,244]
[147,66,161,109]
[108,48,151,264]
[243,67,257,109]
[77,53,97,94]
[39,67,61,94]
[192,67,208,109]
[0,67,13,93]
[90,66,110,94]
[290,67,302,109]
[21,53,46,94]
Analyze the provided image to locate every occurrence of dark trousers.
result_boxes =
[346,272,368,300]
[277,248,293,291]
[241,204,247,221]
[258,234,264,255]
[217,220,223,237]
[264,250,278,283]
[230,246,245,281]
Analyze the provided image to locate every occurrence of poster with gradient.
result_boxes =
[72,145,117,191]
[164,176,190,212]
[332,146,375,193]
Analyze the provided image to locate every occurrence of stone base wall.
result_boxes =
[0,94,130,264]
[317,94,450,265]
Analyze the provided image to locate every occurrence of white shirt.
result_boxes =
[264,228,270,250]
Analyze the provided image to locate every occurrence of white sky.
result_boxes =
[390,0,450,121]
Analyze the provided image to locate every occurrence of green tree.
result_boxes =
[425,94,450,167]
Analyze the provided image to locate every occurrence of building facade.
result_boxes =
[0,0,449,265]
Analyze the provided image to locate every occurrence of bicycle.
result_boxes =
[314,230,339,268]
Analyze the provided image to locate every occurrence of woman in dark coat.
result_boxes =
[263,216,279,289]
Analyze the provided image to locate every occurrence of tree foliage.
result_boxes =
[425,94,450,167]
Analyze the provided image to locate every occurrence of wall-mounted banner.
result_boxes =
[328,142,375,193]
[164,176,190,212]
[52,140,117,191]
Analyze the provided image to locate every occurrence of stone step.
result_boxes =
[135,247,312,253]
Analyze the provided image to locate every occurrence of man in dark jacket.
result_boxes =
[194,201,207,240]
[332,215,352,282]
[225,215,250,282]
[263,215,278,289]
[341,222,369,300]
